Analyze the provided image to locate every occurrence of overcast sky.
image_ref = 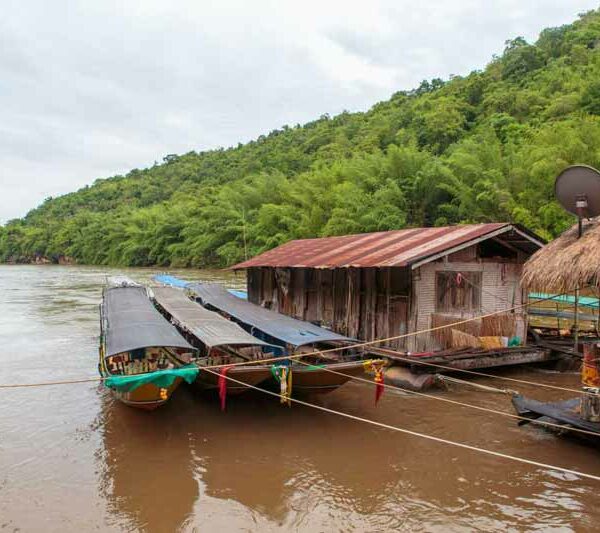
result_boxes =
[1,1,598,223]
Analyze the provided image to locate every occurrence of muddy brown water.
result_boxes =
[1,265,599,532]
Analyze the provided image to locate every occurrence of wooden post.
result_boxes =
[386,268,391,341]
[581,342,600,422]
[582,342,600,387]
[574,287,580,352]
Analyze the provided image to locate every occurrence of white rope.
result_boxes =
[293,359,600,438]
[205,367,600,483]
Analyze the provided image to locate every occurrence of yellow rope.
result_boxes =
[187,290,580,375]
[0,292,585,390]
[293,359,600,438]
[0,377,102,388]
[202,367,600,483]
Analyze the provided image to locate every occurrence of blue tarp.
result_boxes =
[228,289,248,300]
[529,292,599,309]
[154,274,190,288]
[153,274,248,299]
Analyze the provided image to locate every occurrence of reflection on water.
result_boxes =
[1,265,600,531]
[98,392,199,531]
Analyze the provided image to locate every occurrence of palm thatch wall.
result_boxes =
[522,218,600,292]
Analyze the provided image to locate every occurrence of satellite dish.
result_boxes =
[553,165,600,353]
[555,165,600,218]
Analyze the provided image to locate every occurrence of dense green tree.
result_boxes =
[3,9,600,267]
[501,37,545,80]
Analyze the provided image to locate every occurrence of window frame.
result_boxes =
[435,270,482,313]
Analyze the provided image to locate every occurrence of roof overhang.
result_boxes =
[409,224,545,269]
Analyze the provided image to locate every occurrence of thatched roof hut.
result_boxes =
[522,218,600,292]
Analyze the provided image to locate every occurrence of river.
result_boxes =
[0,264,599,532]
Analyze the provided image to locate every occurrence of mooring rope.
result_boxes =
[0,377,102,388]
[292,359,600,438]
[0,292,589,392]
[202,368,600,483]
[351,353,592,396]
[3,360,597,440]
[436,374,516,393]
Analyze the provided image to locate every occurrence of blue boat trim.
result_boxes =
[529,292,599,309]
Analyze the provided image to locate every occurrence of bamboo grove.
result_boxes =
[2,10,600,267]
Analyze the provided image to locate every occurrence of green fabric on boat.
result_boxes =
[508,336,521,347]
[104,364,199,392]
[271,363,325,378]
[270,365,284,381]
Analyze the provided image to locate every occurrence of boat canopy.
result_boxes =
[103,286,194,358]
[187,283,353,348]
[152,287,272,349]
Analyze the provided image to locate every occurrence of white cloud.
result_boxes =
[0,0,597,222]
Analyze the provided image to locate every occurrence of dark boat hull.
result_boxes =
[111,378,184,411]
[287,360,368,394]
[511,393,600,442]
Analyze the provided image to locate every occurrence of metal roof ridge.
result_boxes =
[229,222,523,270]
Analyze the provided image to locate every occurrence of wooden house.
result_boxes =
[231,224,544,352]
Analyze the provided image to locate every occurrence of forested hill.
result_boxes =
[2,10,600,267]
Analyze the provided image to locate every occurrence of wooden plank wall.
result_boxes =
[247,266,410,349]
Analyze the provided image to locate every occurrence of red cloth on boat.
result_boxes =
[374,369,385,405]
[219,366,232,411]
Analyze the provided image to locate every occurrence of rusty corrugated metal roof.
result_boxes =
[231,223,542,270]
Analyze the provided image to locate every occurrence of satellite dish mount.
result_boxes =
[554,165,600,352]
[576,195,589,237]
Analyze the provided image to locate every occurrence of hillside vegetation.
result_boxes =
[2,9,600,267]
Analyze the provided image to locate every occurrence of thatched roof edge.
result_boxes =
[522,218,600,292]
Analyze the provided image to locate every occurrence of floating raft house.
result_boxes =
[230,223,545,353]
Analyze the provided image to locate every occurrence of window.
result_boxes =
[435,271,481,312]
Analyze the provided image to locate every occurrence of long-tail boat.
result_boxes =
[99,278,198,410]
[151,286,278,394]
[186,282,381,395]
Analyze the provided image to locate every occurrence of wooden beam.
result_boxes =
[491,236,521,255]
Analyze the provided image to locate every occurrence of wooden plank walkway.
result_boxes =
[369,345,558,373]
